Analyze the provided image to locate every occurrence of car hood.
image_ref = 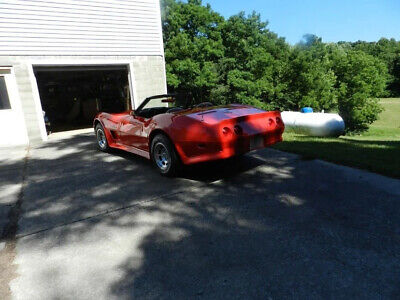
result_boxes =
[176,104,267,125]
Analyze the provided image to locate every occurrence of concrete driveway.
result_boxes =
[1,131,400,299]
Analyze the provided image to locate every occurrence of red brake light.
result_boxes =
[234,125,243,135]
[268,118,275,126]
[222,127,231,135]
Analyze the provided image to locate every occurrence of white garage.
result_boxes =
[0,0,167,146]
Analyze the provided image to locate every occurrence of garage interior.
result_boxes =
[34,65,131,133]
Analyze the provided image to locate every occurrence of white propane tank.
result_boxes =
[281,111,345,137]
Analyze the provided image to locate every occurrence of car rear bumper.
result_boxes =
[176,131,283,165]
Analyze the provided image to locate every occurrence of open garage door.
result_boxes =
[34,65,131,133]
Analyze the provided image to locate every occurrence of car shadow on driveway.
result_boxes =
[2,132,400,299]
[103,142,267,183]
[179,155,267,183]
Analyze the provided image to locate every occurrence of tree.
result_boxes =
[351,38,400,96]
[161,0,391,133]
[298,34,322,48]
[283,42,338,112]
[161,0,224,101]
[217,12,290,109]
[331,48,386,131]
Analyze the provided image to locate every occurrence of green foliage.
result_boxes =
[350,38,400,96]
[162,0,224,100]
[283,44,338,112]
[161,0,393,133]
[273,99,400,178]
[330,48,387,131]
[217,12,290,110]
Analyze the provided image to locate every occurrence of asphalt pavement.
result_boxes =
[1,131,400,299]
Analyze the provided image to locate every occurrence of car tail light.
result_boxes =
[268,118,275,126]
[234,125,243,135]
[222,127,231,135]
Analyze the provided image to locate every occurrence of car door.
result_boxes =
[118,113,144,149]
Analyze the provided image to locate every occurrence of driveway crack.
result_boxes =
[17,190,185,239]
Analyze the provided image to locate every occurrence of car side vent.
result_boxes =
[110,130,117,139]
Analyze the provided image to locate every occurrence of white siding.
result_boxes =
[0,0,164,56]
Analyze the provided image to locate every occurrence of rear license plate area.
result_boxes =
[250,135,264,150]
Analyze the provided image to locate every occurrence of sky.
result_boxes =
[203,0,400,44]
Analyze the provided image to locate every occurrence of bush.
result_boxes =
[331,49,386,131]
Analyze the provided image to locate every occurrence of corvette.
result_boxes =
[94,94,284,176]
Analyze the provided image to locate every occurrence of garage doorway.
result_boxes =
[34,65,131,133]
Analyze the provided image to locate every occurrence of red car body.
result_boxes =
[94,101,284,165]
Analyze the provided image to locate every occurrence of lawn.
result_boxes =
[273,99,400,178]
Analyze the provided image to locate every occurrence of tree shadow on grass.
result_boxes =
[339,137,400,148]
[274,136,400,178]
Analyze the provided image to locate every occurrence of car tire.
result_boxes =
[151,134,180,176]
[95,124,110,152]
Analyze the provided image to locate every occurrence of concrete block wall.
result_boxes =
[131,56,167,108]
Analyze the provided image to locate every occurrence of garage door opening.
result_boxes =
[34,65,131,133]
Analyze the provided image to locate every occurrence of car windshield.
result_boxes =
[140,94,191,111]
[135,94,192,119]
[135,94,215,119]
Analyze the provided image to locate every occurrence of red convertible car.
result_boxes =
[94,94,284,176]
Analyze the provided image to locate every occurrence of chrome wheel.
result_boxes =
[154,143,170,171]
[151,134,180,176]
[97,128,107,149]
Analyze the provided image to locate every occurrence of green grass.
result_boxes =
[273,99,400,178]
